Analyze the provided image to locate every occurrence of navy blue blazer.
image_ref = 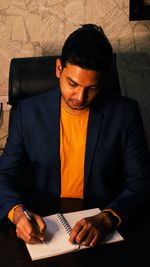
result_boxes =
[0,87,150,222]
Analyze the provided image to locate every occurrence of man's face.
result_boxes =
[56,59,102,111]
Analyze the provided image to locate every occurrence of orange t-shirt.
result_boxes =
[60,101,89,198]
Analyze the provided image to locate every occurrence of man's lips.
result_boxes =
[67,99,89,109]
[71,100,82,106]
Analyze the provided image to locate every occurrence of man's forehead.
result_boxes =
[63,63,102,82]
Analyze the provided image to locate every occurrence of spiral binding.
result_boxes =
[57,213,72,235]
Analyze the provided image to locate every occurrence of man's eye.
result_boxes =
[68,82,77,87]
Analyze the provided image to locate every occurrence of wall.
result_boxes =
[0,0,150,151]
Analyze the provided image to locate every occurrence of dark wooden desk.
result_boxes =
[0,198,149,267]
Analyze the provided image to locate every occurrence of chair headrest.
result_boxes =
[8,56,59,106]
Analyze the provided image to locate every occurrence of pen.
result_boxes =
[23,208,46,244]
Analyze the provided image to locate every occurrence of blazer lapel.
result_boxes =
[84,104,104,191]
[41,88,61,196]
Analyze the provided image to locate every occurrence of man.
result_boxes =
[0,24,150,247]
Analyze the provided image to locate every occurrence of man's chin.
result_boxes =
[68,101,90,110]
[69,104,89,110]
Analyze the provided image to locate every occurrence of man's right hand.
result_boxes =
[13,206,46,244]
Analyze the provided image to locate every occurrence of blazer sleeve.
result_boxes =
[106,100,150,223]
[0,102,28,221]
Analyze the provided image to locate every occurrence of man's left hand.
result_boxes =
[69,212,115,247]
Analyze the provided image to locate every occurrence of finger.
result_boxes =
[24,234,45,244]
[70,219,94,244]
[16,222,34,243]
[32,215,46,242]
[16,228,32,243]
[82,231,98,247]
[17,229,43,244]
[74,218,98,244]
[16,215,41,243]
[33,214,46,235]
[16,222,44,244]
[75,224,90,244]
[89,235,98,247]
[69,222,83,244]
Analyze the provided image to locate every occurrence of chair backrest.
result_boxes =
[8,56,59,106]
[8,54,121,106]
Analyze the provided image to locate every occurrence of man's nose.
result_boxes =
[76,88,85,102]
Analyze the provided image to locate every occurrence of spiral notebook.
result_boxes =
[26,208,124,261]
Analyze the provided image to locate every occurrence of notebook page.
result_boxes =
[63,208,100,228]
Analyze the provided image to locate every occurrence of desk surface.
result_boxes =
[0,198,149,267]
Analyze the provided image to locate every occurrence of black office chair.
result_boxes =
[8,54,121,107]
[8,55,59,106]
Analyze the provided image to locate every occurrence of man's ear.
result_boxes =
[56,58,62,78]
